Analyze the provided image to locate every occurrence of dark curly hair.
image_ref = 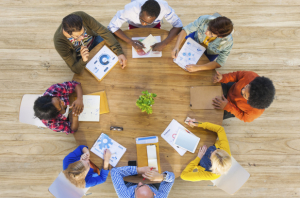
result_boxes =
[208,16,233,38]
[62,14,83,35]
[34,96,59,120]
[141,0,161,18]
[248,77,275,109]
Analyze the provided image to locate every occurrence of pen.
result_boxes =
[81,40,85,46]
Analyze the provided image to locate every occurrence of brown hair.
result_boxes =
[63,161,88,188]
[208,16,233,38]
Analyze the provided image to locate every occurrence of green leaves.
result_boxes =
[136,90,157,114]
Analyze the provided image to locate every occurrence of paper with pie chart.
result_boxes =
[173,37,206,70]
[132,36,162,58]
[86,45,118,81]
[91,133,126,167]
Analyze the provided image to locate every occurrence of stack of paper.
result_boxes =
[173,37,206,70]
[132,36,162,58]
[142,34,158,53]
[78,95,100,122]
[147,145,158,170]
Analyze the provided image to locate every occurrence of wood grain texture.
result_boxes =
[1,0,300,197]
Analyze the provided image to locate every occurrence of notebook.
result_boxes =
[85,45,118,81]
[78,95,100,122]
[173,128,200,153]
[173,37,206,70]
[147,145,158,170]
[91,133,126,167]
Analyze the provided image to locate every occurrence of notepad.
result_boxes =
[173,128,200,153]
[147,145,158,170]
[78,95,100,122]
[173,37,206,70]
[86,45,118,81]
[142,34,158,53]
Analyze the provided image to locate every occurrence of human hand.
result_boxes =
[118,54,127,69]
[142,170,164,182]
[213,71,223,83]
[70,98,84,116]
[131,40,145,50]
[187,118,197,128]
[151,42,165,51]
[103,149,111,162]
[80,46,90,62]
[212,95,228,109]
[198,145,207,158]
[80,152,90,161]
[137,166,156,175]
[185,64,200,72]
[171,47,179,59]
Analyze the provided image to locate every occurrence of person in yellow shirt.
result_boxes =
[180,120,232,181]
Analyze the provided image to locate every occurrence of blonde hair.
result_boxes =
[63,161,88,188]
[210,149,232,175]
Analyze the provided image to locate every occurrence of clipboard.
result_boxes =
[136,137,161,174]
[190,86,222,109]
[88,91,110,114]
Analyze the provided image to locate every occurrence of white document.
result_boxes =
[147,145,158,170]
[173,37,206,70]
[142,34,158,53]
[161,119,197,156]
[136,136,158,144]
[86,45,118,81]
[174,129,200,153]
[91,133,126,167]
[78,95,100,122]
[132,36,162,58]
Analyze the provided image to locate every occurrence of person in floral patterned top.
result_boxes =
[33,81,83,134]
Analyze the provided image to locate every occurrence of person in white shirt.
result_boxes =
[108,0,183,52]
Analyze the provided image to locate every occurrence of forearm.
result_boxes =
[69,114,79,132]
[196,61,221,71]
[74,83,83,99]
[174,30,187,48]
[162,27,182,46]
[114,29,133,45]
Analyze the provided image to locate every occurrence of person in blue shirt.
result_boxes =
[63,145,111,188]
[172,15,234,71]
[111,166,175,198]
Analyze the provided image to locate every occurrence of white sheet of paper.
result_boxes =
[86,45,118,81]
[147,145,158,170]
[142,34,158,53]
[78,95,100,122]
[132,36,162,58]
[91,133,127,167]
[173,37,206,70]
[161,119,197,156]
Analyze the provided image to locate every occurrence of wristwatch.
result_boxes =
[162,173,167,181]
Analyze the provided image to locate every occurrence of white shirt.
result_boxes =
[108,0,183,33]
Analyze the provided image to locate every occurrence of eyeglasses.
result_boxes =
[206,28,218,38]
[70,27,87,41]
[135,183,147,191]
[139,13,155,25]
[110,126,123,131]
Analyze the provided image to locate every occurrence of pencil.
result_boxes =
[143,167,154,181]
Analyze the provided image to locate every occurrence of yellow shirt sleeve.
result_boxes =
[180,157,221,181]
[197,122,231,156]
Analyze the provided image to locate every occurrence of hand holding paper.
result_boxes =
[142,34,158,53]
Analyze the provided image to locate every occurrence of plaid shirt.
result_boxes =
[41,81,80,134]
[111,166,175,198]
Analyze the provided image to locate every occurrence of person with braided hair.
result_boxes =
[33,81,83,134]
[180,121,232,181]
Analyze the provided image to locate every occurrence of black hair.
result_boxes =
[248,76,275,109]
[141,0,161,18]
[34,96,59,120]
[62,14,83,35]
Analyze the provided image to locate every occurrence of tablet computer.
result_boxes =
[173,129,200,153]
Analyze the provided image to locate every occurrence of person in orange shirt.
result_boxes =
[212,71,275,122]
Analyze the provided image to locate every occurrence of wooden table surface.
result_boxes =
[72,28,223,182]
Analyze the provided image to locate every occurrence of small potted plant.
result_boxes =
[136,90,157,114]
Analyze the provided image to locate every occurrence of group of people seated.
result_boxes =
[32,0,276,197]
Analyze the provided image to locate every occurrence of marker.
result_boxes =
[143,167,154,181]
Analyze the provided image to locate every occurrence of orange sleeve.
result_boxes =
[220,71,248,84]
[224,102,264,122]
